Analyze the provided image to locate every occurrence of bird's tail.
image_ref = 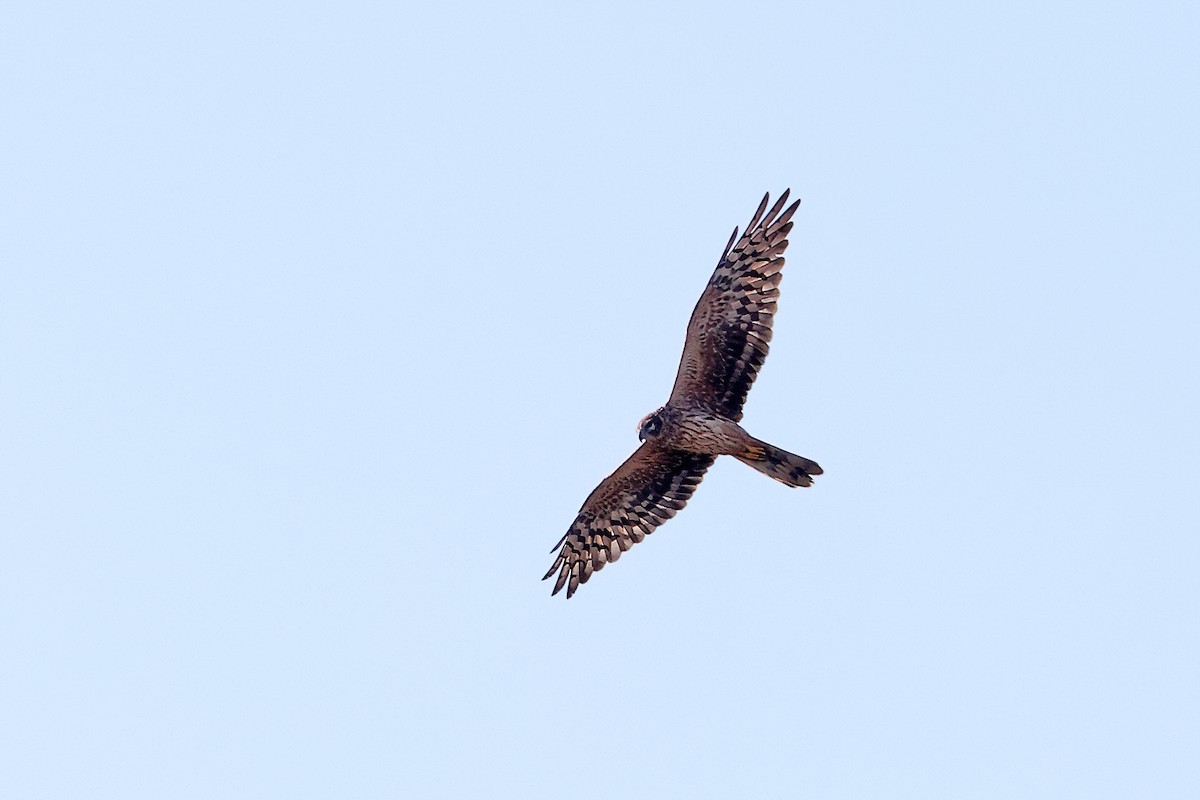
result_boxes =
[734,438,823,488]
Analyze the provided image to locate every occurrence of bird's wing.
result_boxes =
[544,443,715,598]
[668,190,801,421]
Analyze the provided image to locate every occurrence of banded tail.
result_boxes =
[735,438,823,488]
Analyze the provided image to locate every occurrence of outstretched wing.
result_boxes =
[544,443,714,598]
[668,190,801,421]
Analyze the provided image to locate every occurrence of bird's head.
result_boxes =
[637,408,666,442]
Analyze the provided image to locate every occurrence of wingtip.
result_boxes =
[722,225,739,257]
[746,192,771,232]
[775,200,802,232]
[762,190,792,228]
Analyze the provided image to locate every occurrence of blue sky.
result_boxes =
[2,2,1198,797]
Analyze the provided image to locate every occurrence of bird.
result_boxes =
[543,190,823,598]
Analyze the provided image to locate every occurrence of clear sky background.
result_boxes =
[2,2,1198,798]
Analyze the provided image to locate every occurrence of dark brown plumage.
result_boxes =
[544,191,822,598]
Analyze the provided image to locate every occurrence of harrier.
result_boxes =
[544,190,823,598]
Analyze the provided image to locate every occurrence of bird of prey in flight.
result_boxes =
[544,190,822,598]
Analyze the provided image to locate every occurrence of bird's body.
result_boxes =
[641,406,748,456]
[544,190,822,597]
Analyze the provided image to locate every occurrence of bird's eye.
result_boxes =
[638,413,663,440]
